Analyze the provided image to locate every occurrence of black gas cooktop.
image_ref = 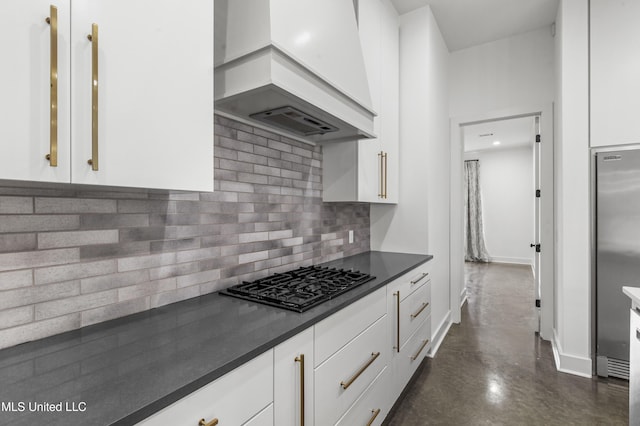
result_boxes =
[220,265,375,312]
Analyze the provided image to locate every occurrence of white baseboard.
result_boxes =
[427,311,452,358]
[552,329,592,378]
[460,288,467,308]
[489,256,532,266]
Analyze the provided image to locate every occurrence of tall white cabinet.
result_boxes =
[323,0,399,204]
[0,1,213,192]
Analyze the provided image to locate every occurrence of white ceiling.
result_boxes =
[463,116,534,153]
[390,0,559,51]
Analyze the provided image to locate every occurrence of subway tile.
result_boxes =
[268,176,293,187]
[292,146,313,158]
[219,181,255,193]
[80,214,149,229]
[0,281,80,311]
[0,215,79,233]
[237,172,269,185]
[267,139,293,153]
[269,229,293,240]
[254,164,281,177]
[219,135,255,153]
[220,263,255,279]
[34,259,117,285]
[0,314,81,350]
[176,247,220,264]
[117,199,177,214]
[149,286,200,309]
[0,306,34,329]
[119,227,175,242]
[219,223,254,235]
[81,270,150,293]
[214,123,236,138]
[199,213,238,225]
[149,191,200,201]
[238,232,269,243]
[80,241,151,260]
[150,238,200,253]
[214,146,239,160]
[0,248,79,273]
[199,191,239,203]
[252,127,282,140]
[0,196,33,214]
[34,290,117,320]
[149,261,201,281]
[237,193,269,203]
[172,224,221,239]
[0,233,37,253]
[236,130,269,147]
[149,214,201,226]
[38,230,119,249]
[35,197,117,214]
[238,212,269,223]
[0,269,33,291]
[118,252,177,272]
[281,152,304,164]
[238,151,268,165]
[200,234,239,248]
[81,298,150,327]
[255,145,282,159]
[177,270,220,288]
[215,169,238,182]
[118,278,176,301]
[238,250,269,264]
[199,256,239,270]
[281,169,304,180]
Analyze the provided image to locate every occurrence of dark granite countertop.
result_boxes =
[0,251,432,426]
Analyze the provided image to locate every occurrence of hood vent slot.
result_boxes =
[250,106,338,136]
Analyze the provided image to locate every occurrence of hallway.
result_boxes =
[385,262,628,425]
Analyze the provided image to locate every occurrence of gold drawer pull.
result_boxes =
[366,408,381,426]
[410,302,429,319]
[87,23,99,171]
[393,291,400,353]
[340,352,380,390]
[383,151,387,199]
[46,5,58,167]
[198,418,218,426]
[410,339,429,361]
[410,272,429,285]
[295,354,305,426]
[378,151,384,198]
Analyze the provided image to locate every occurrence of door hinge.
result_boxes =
[536,134,541,143]
[535,299,541,308]
[536,189,541,198]
[530,243,541,252]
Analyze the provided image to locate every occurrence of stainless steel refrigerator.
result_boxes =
[596,148,640,379]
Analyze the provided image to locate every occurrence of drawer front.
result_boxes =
[315,287,386,366]
[243,404,274,426]
[138,350,273,426]
[387,262,431,303]
[335,367,390,426]
[315,315,388,426]
[399,280,431,350]
[394,315,431,396]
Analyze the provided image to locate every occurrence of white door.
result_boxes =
[538,111,554,340]
[532,116,541,332]
[71,0,213,191]
[0,1,71,183]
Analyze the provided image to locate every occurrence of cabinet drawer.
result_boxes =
[138,350,273,426]
[315,287,386,366]
[399,280,431,350]
[335,366,390,426]
[388,262,431,303]
[243,404,274,426]
[395,315,431,394]
[315,315,387,426]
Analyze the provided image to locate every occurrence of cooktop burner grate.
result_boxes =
[220,265,375,312]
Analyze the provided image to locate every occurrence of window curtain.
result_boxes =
[464,160,490,262]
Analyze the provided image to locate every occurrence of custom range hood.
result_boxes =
[214,0,376,143]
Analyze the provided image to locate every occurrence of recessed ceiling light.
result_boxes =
[493,141,501,146]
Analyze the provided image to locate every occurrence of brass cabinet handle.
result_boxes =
[393,291,400,352]
[366,408,381,426]
[295,354,305,426]
[410,302,429,319]
[378,151,384,198]
[410,272,429,285]
[383,152,387,199]
[198,419,218,426]
[87,24,99,170]
[410,339,429,361]
[340,352,380,390]
[636,329,640,341]
[46,5,58,167]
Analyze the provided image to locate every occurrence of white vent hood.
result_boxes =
[214,0,376,143]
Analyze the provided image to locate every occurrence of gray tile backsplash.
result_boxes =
[0,115,370,349]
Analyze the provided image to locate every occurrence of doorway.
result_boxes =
[449,104,554,341]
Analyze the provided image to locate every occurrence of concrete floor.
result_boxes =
[385,262,629,425]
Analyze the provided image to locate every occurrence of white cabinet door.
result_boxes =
[0,1,71,184]
[71,0,213,191]
[591,0,640,147]
[274,327,314,426]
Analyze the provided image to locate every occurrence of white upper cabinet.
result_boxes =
[591,0,640,147]
[0,1,71,184]
[322,0,399,204]
[1,0,214,192]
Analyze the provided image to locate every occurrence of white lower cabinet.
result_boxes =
[314,315,388,426]
[274,328,314,426]
[243,404,274,426]
[137,349,273,426]
[335,367,390,426]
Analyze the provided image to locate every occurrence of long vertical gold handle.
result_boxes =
[394,291,400,352]
[383,152,388,199]
[366,408,381,426]
[295,354,305,426]
[198,419,218,426]
[378,151,384,198]
[46,5,58,167]
[87,24,99,171]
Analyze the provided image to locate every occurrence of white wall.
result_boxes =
[464,146,534,265]
[553,0,592,377]
[450,27,555,118]
[370,5,452,344]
